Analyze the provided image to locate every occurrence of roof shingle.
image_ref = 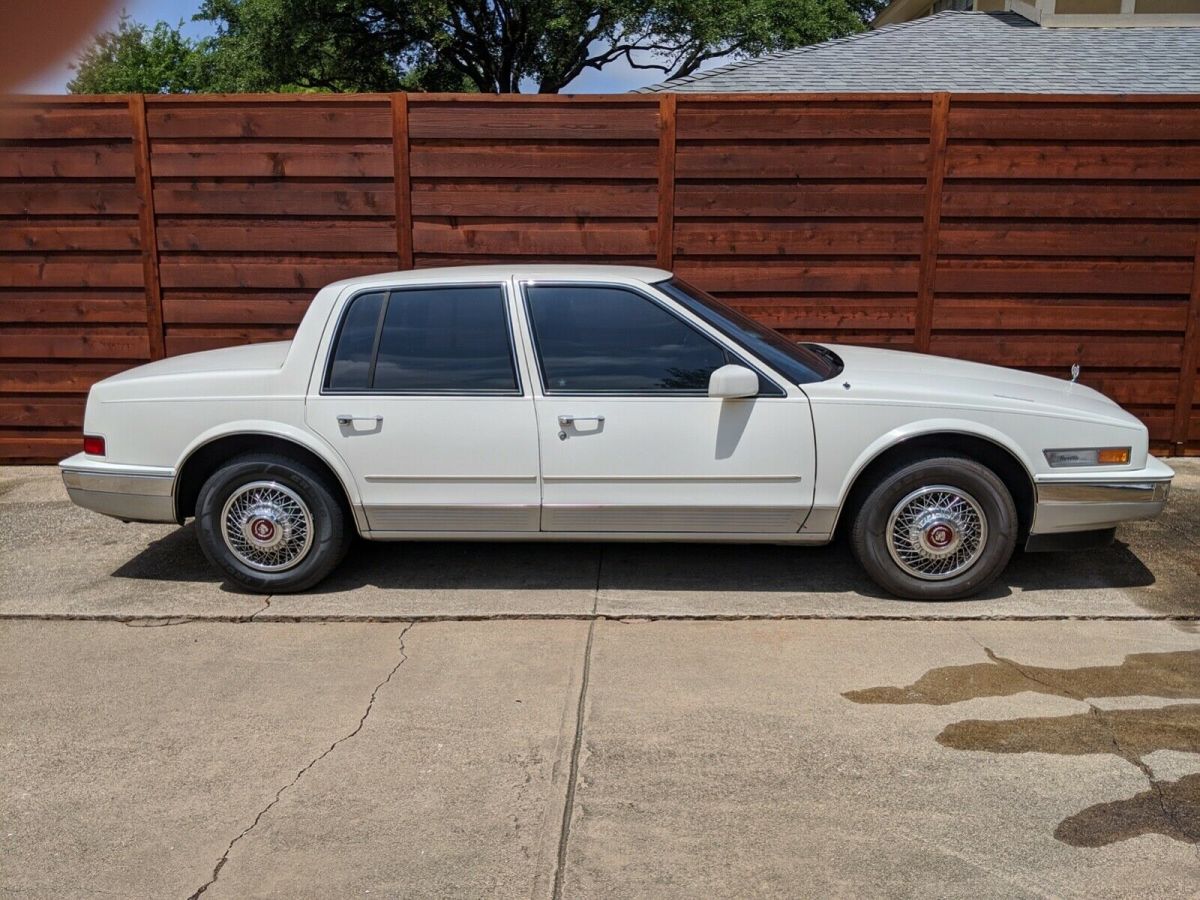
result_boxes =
[635,11,1200,94]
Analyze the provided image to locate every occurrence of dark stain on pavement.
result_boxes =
[843,649,1200,706]
[844,648,1200,847]
[1056,773,1200,847]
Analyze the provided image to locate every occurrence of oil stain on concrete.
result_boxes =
[844,649,1200,847]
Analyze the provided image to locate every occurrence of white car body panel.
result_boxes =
[60,264,1172,549]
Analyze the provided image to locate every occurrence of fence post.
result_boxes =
[1171,230,1200,455]
[914,92,949,354]
[128,93,165,360]
[656,94,677,271]
[391,93,414,270]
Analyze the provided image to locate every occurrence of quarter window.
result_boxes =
[327,291,385,391]
[524,284,731,394]
[325,285,518,393]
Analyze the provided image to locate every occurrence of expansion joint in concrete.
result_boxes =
[551,616,596,899]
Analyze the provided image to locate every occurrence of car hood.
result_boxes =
[812,343,1141,429]
[101,341,293,385]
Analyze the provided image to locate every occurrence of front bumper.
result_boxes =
[59,453,177,523]
[1029,456,1174,537]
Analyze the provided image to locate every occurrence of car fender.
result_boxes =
[830,417,1037,511]
[176,419,364,510]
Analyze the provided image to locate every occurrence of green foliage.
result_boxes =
[69,0,884,95]
[67,15,212,94]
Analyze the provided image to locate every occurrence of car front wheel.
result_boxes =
[850,455,1017,601]
[195,453,352,593]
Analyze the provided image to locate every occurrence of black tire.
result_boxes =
[849,455,1017,601]
[195,452,352,593]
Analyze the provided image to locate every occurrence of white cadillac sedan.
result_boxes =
[60,265,1173,600]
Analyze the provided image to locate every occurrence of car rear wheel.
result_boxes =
[195,453,352,593]
[850,455,1017,601]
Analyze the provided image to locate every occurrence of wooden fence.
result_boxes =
[1,92,1198,462]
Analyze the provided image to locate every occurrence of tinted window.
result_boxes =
[525,285,729,393]
[372,286,517,392]
[325,285,518,393]
[656,278,842,385]
[327,291,385,390]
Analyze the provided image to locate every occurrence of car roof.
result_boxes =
[324,264,673,292]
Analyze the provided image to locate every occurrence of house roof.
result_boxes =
[635,11,1200,94]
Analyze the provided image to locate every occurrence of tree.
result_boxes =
[67,15,212,94]
[70,0,884,95]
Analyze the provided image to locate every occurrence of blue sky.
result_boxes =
[17,0,704,93]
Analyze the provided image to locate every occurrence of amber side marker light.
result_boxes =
[82,435,106,456]
[1044,447,1131,467]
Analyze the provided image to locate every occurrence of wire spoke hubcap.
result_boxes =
[220,481,313,572]
[886,485,988,581]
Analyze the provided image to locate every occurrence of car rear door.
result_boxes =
[515,279,815,533]
[305,280,540,533]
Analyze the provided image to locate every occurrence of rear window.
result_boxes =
[325,285,519,394]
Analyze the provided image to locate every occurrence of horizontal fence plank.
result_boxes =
[153,185,395,217]
[414,220,655,256]
[945,143,1200,180]
[0,144,134,178]
[675,143,928,179]
[673,221,923,256]
[410,144,658,179]
[409,101,659,139]
[0,185,138,215]
[676,260,921,293]
[941,183,1200,219]
[675,183,927,217]
[928,333,1182,369]
[0,330,150,360]
[158,258,396,289]
[676,103,932,140]
[933,260,1194,295]
[152,148,394,179]
[156,221,396,253]
[146,103,392,139]
[0,223,141,252]
[932,297,1187,332]
[0,293,148,323]
[948,103,1200,140]
[0,104,131,140]
[410,182,658,217]
[937,221,1197,258]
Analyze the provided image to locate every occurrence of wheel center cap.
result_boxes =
[927,524,953,548]
[241,505,289,551]
[912,513,962,558]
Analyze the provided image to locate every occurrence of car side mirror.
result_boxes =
[708,364,759,399]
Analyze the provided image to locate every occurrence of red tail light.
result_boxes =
[83,435,106,456]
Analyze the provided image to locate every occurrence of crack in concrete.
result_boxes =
[551,617,596,900]
[247,596,272,620]
[185,621,414,900]
[956,626,1195,852]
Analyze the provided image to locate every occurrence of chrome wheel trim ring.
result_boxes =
[885,485,988,582]
[220,481,314,573]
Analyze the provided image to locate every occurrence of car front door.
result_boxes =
[305,281,540,533]
[517,280,815,533]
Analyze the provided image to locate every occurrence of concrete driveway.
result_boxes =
[2,462,1198,898]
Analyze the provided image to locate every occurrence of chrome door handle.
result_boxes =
[337,414,383,425]
[558,415,605,428]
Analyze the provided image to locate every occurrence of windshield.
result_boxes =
[655,277,843,385]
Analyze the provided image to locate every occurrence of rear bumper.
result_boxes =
[59,453,176,523]
[1029,456,1173,537]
